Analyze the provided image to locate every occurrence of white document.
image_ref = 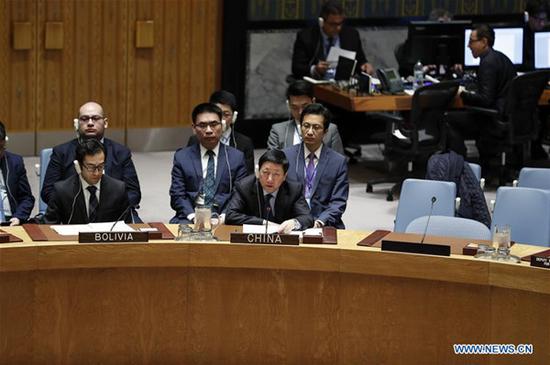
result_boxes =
[326,47,356,66]
[303,228,323,236]
[303,76,331,85]
[243,223,280,234]
[51,221,135,236]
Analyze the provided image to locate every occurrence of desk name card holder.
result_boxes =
[381,240,451,256]
[530,250,550,269]
[79,231,149,243]
[230,233,299,245]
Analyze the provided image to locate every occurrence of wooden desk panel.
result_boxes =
[314,85,550,112]
[1,226,549,364]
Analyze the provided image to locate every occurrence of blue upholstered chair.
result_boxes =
[394,178,456,232]
[492,187,550,247]
[515,167,550,191]
[405,215,491,240]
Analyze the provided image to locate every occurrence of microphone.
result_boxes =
[420,196,437,244]
[265,206,271,234]
[110,204,137,231]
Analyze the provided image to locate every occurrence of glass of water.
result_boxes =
[492,224,517,261]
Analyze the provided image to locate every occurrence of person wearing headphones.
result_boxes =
[291,0,373,80]
[0,121,35,225]
[225,149,313,233]
[187,90,255,174]
[42,139,131,224]
[170,102,247,224]
[267,80,344,155]
[41,101,141,218]
[283,104,348,229]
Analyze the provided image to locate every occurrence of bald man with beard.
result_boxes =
[41,101,141,219]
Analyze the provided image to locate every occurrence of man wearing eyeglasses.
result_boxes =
[225,149,313,233]
[41,101,141,218]
[187,90,255,174]
[447,24,516,159]
[291,0,373,80]
[283,104,348,229]
[170,102,247,224]
[43,139,131,224]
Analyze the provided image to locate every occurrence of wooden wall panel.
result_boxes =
[36,0,128,132]
[0,0,37,133]
[127,0,222,128]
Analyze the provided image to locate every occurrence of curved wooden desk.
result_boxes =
[1,226,549,364]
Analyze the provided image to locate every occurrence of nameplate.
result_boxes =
[0,233,10,243]
[381,240,451,256]
[230,233,299,245]
[530,255,550,269]
[79,231,149,243]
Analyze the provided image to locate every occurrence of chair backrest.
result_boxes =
[38,148,53,214]
[394,178,457,232]
[409,80,460,139]
[468,162,481,182]
[405,215,492,240]
[517,167,550,191]
[492,187,550,247]
[504,70,550,139]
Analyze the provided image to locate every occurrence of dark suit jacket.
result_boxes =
[284,144,348,229]
[187,130,255,174]
[292,25,368,79]
[41,138,141,209]
[43,174,131,224]
[0,152,35,221]
[225,174,313,229]
[461,48,516,114]
[169,143,248,223]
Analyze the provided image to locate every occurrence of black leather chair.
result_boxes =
[366,81,460,200]
[464,70,550,185]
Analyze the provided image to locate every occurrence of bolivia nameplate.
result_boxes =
[79,231,149,243]
[230,233,299,245]
[531,255,550,269]
[381,240,451,256]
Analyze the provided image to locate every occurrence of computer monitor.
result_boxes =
[407,21,470,67]
[535,32,550,69]
[464,27,524,67]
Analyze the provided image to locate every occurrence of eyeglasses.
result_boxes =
[82,163,105,173]
[301,123,324,132]
[194,121,221,129]
[260,170,283,179]
[221,111,233,119]
[79,115,104,122]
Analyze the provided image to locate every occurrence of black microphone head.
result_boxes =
[431,196,437,203]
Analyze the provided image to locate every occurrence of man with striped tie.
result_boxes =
[169,103,247,224]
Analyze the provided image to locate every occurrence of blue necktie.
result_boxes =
[87,186,98,222]
[305,153,316,198]
[203,150,216,207]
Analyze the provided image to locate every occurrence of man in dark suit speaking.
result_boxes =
[226,150,313,233]
[43,139,131,224]
[284,104,348,229]
[41,101,141,218]
[291,0,373,79]
[170,103,248,224]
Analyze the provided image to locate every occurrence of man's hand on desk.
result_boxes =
[314,61,330,77]
[9,218,20,226]
[361,62,374,75]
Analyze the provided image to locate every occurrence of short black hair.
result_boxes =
[300,103,331,131]
[192,102,222,124]
[473,24,495,47]
[0,121,6,140]
[258,149,289,173]
[209,90,237,111]
[286,80,314,100]
[526,0,549,15]
[320,0,344,19]
[75,139,106,165]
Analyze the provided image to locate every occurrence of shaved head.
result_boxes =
[77,101,108,140]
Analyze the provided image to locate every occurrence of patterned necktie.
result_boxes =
[263,193,273,219]
[87,185,98,222]
[305,153,316,198]
[203,150,216,207]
